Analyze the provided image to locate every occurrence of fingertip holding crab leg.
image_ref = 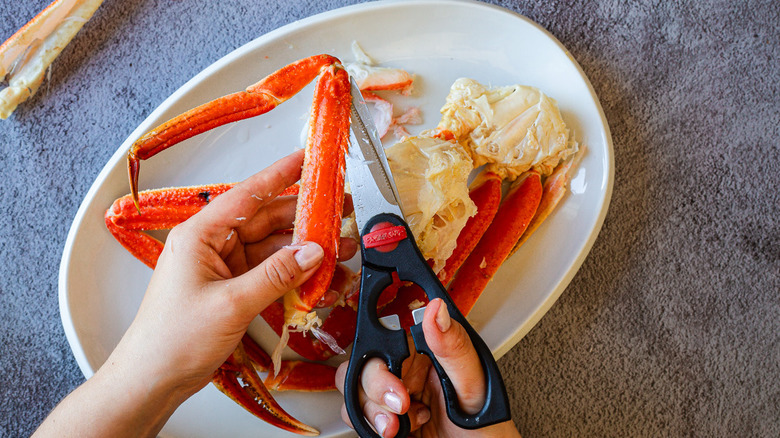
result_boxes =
[283,65,351,331]
[127,54,341,208]
[447,171,543,316]
[0,0,104,119]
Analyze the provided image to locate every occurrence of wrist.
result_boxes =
[89,356,192,436]
[32,348,199,438]
[89,334,205,436]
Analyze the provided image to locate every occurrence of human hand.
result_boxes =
[108,149,356,400]
[335,298,520,438]
[34,150,358,438]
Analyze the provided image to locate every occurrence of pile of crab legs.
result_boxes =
[104,54,579,435]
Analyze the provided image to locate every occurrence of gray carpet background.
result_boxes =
[1,0,778,436]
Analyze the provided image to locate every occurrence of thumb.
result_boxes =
[228,241,324,314]
[421,298,486,414]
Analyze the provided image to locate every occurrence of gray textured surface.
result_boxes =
[1,0,778,436]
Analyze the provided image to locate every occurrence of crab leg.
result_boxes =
[105,184,236,267]
[212,341,319,436]
[510,147,585,255]
[105,183,301,268]
[240,334,336,392]
[127,54,341,208]
[437,171,503,286]
[447,171,543,316]
[0,0,104,119]
[282,65,351,332]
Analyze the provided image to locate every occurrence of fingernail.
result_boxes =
[374,413,389,436]
[383,391,403,414]
[435,300,451,333]
[293,242,324,271]
[415,406,431,424]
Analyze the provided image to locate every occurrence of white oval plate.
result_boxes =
[59,1,613,436]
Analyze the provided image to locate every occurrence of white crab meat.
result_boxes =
[386,135,476,273]
[437,78,578,180]
[344,41,413,93]
[0,0,104,119]
[361,91,393,137]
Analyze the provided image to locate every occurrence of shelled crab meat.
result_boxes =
[0,0,104,119]
[106,52,582,435]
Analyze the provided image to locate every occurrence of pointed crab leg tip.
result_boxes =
[213,345,321,436]
[131,196,141,214]
[127,153,141,212]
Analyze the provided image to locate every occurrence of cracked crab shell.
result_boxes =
[386,135,476,273]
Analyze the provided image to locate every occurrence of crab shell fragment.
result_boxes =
[0,0,105,119]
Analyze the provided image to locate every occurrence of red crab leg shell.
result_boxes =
[437,171,503,286]
[212,343,319,436]
[447,171,543,316]
[127,54,340,208]
[105,184,235,268]
[378,283,427,330]
[105,183,299,268]
[510,148,584,256]
[241,334,336,392]
[283,65,351,328]
[264,360,337,392]
[344,271,403,310]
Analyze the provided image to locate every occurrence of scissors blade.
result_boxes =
[347,77,404,231]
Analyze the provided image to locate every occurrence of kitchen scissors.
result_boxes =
[343,78,511,438]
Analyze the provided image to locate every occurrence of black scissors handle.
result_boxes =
[344,213,511,438]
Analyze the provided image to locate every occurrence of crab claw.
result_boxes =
[211,341,320,436]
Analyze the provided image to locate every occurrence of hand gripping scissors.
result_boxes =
[343,78,511,438]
